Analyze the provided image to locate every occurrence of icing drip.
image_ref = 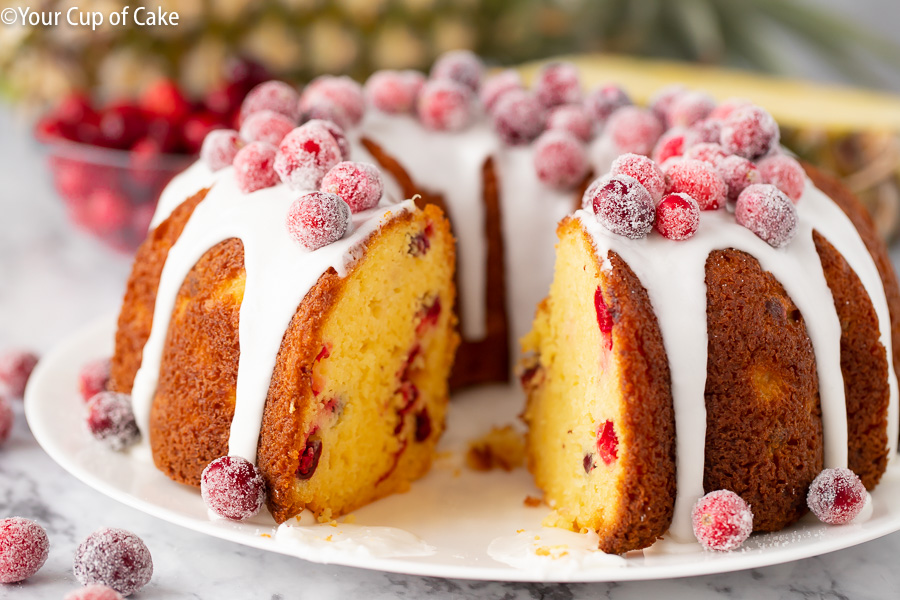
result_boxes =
[150,161,218,229]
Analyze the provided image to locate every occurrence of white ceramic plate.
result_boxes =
[25,316,900,582]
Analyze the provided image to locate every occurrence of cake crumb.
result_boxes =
[535,545,569,559]
[542,509,577,531]
[328,520,338,527]
[466,425,526,471]
[516,529,525,534]
[260,533,272,538]
[342,514,356,524]
[524,495,542,507]
[325,535,333,542]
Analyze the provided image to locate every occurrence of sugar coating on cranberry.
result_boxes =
[234,142,280,194]
[286,191,351,250]
[239,110,295,146]
[64,584,125,600]
[200,129,243,171]
[656,193,701,241]
[492,89,545,146]
[240,80,300,123]
[665,159,727,211]
[683,142,729,168]
[546,104,593,142]
[533,62,582,108]
[652,127,692,165]
[480,69,523,114]
[79,358,111,402]
[201,455,267,521]
[689,117,723,144]
[0,395,12,446]
[417,79,473,132]
[668,91,715,128]
[299,75,365,129]
[735,183,798,248]
[314,119,351,161]
[758,154,805,202]
[709,97,753,121]
[430,49,483,91]
[692,490,753,551]
[533,130,589,190]
[717,155,763,201]
[85,392,140,451]
[0,350,38,398]
[320,161,384,213]
[605,106,664,157]
[585,84,631,126]
[0,517,49,583]
[365,70,424,114]
[610,153,665,203]
[275,122,344,190]
[807,467,867,525]
[586,174,655,239]
[720,105,780,160]
[74,528,152,596]
[648,84,686,126]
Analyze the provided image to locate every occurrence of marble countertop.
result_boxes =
[2,110,900,600]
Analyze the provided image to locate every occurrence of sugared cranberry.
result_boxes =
[491,89,545,145]
[585,84,631,126]
[240,80,300,123]
[665,159,727,211]
[610,153,665,203]
[648,84,686,126]
[807,467,867,525]
[533,62,582,108]
[596,420,618,465]
[74,528,153,596]
[275,122,344,190]
[720,105,780,160]
[200,129,243,171]
[0,518,49,583]
[683,142,729,168]
[709,97,753,121]
[652,127,692,164]
[64,584,125,600]
[140,79,190,123]
[299,75,366,129]
[480,69,523,114]
[365,70,425,114]
[668,91,715,127]
[200,456,266,520]
[757,154,805,202]
[735,184,797,248]
[689,117,723,144]
[415,409,432,442]
[0,350,38,398]
[655,193,701,241]
[233,142,280,194]
[297,439,323,479]
[286,191,351,250]
[85,392,139,451]
[605,106,664,156]
[430,49,483,91]
[417,79,473,132]
[315,119,351,161]
[692,490,754,551]
[532,130,589,190]
[79,358,111,402]
[586,175,655,240]
[180,111,223,154]
[239,109,295,146]
[0,396,12,446]
[717,155,763,202]
[320,161,384,213]
[546,104,593,142]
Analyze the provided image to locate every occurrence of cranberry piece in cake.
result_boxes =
[665,159,727,211]
[720,105,780,160]
[546,104,593,142]
[758,154,806,202]
[735,184,798,248]
[430,49,483,91]
[586,175,655,240]
[652,127,692,164]
[200,129,243,171]
[667,91,715,128]
[297,439,323,479]
[648,84,686,126]
[807,468,867,525]
[610,153,665,203]
[85,392,140,451]
[655,193,701,241]
[239,110,295,146]
[417,79,473,132]
[201,456,267,520]
[415,409,432,442]
[320,161,384,213]
[491,89,545,146]
[717,155,763,202]
[480,69,523,114]
[299,75,366,129]
[533,62,582,108]
[0,518,49,583]
[233,142,280,194]
[605,106,664,157]
[0,350,38,398]
[365,70,425,114]
[275,121,344,190]
[79,358,111,402]
[692,490,753,551]
[596,420,619,465]
[585,84,631,126]
[64,584,125,600]
[0,395,12,446]
[241,81,300,123]
[286,191,351,250]
[74,528,153,596]
[533,130,589,190]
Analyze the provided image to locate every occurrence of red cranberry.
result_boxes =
[234,142,280,194]
[79,358,111,402]
[585,83,631,126]
[655,193,701,241]
[85,392,140,451]
[717,155,763,202]
[300,75,366,129]
[64,584,125,600]
[417,79,473,132]
[533,62,582,108]
[596,420,618,465]
[480,69,523,114]
[53,159,93,203]
[239,109,295,146]
[605,106,664,156]
[652,127,692,164]
[692,490,754,551]
[0,350,38,398]
[720,105,780,160]
[583,453,595,473]
[532,130,589,190]
[320,161,384,213]
[205,81,245,117]
[492,89,545,145]
[757,154,805,202]
[365,70,425,114]
[286,191,351,250]
[181,111,223,154]
[74,528,153,595]
[546,104,593,142]
[807,467,867,525]
[430,50,483,91]
[0,518,49,583]
[416,296,442,334]
[275,122,344,190]
[98,103,147,149]
[54,92,96,126]
[648,84,686,126]
[735,184,798,248]
[665,159,727,211]
[414,409,432,442]
[240,80,300,123]
[200,456,266,520]
[200,129,243,171]
[408,224,432,257]
[709,97,753,121]
[140,79,190,123]
[586,175,655,240]
[689,117,723,144]
[0,396,12,446]
[668,91,715,127]
[610,153,665,203]
[145,116,181,153]
[683,142,729,168]
[297,439,323,479]
[81,189,130,235]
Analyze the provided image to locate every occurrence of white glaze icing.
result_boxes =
[487,528,626,572]
[150,161,218,229]
[275,520,436,559]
